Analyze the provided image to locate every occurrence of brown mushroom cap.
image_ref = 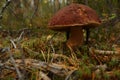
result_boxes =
[48,3,101,31]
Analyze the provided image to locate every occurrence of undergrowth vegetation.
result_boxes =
[0,24,120,80]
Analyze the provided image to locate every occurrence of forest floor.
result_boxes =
[0,22,120,80]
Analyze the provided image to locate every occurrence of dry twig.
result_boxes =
[7,48,23,80]
[10,39,17,49]
[0,0,11,19]
[6,59,76,77]
[47,33,58,62]
[39,71,51,80]
[89,47,120,55]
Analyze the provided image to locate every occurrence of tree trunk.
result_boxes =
[54,0,60,13]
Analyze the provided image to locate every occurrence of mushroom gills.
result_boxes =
[66,27,83,49]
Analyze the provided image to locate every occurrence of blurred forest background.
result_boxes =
[0,0,120,80]
[0,0,120,30]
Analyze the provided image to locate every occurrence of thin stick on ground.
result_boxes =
[10,39,17,49]
[47,33,58,63]
[49,40,55,63]
[9,31,26,80]
[15,30,27,80]
[7,48,23,80]
[14,31,24,42]
[89,47,120,55]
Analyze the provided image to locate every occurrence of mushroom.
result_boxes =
[48,3,101,50]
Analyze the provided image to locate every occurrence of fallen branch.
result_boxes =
[89,47,120,55]
[5,59,76,77]
[2,58,120,80]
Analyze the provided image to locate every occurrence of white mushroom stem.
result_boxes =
[66,27,83,50]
